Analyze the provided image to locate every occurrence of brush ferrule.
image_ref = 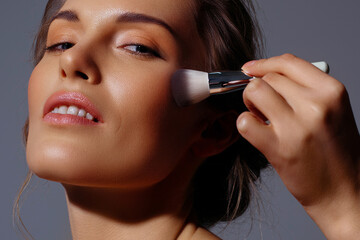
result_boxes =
[208,71,252,95]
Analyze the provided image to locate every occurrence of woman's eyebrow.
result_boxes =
[117,12,176,37]
[51,10,79,23]
[50,10,176,37]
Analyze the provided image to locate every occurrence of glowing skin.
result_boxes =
[26,0,229,239]
[27,0,208,188]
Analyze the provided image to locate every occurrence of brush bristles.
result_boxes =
[171,69,210,107]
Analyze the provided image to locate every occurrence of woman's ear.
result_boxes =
[191,111,240,158]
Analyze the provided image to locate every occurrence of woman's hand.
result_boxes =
[237,54,360,239]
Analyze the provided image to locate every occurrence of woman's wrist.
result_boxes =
[304,169,360,239]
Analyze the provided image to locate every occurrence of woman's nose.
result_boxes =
[59,44,101,84]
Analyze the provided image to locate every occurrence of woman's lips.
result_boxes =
[43,91,104,125]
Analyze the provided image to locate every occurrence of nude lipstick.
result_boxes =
[43,91,103,125]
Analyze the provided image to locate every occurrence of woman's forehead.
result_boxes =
[61,0,198,33]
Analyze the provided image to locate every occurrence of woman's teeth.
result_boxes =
[51,105,96,121]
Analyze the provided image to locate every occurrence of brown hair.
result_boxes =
[15,0,268,237]
[192,0,268,227]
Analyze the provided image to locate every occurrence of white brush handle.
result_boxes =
[312,61,329,73]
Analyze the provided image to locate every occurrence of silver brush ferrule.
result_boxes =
[208,71,253,95]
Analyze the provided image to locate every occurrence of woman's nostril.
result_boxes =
[76,71,89,80]
[61,70,67,78]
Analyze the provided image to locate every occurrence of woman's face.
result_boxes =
[27,0,208,188]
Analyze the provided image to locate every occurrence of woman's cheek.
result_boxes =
[26,58,189,188]
[100,66,183,184]
[27,61,57,176]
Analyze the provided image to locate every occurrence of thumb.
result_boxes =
[237,111,276,157]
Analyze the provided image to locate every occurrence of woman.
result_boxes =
[17,0,359,239]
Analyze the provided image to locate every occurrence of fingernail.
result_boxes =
[237,117,247,132]
[241,60,257,75]
[242,60,257,68]
[242,70,254,77]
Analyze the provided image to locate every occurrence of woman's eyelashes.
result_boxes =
[45,41,162,59]
[45,42,75,52]
[122,44,161,59]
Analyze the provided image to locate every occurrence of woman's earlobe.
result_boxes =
[191,111,240,158]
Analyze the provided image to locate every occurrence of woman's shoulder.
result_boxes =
[190,227,221,240]
[177,223,221,240]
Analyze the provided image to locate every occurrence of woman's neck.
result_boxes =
[64,184,191,240]
[62,155,214,240]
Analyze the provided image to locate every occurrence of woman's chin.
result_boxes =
[26,139,99,185]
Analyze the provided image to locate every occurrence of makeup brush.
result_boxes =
[171,61,329,107]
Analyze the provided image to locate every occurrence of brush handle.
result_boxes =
[209,61,329,95]
[208,70,251,94]
[312,61,330,73]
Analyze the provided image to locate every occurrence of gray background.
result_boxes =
[0,0,359,239]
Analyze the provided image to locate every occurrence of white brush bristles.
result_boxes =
[171,69,210,107]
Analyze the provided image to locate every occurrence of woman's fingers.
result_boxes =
[243,77,294,126]
[236,111,276,156]
[260,71,308,109]
[242,54,331,89]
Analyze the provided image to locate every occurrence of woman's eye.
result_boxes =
[123,44,160,58]
[45,42,74,52]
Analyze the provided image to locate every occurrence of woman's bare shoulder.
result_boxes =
[177,223,221,240]
[191,227,221,240]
